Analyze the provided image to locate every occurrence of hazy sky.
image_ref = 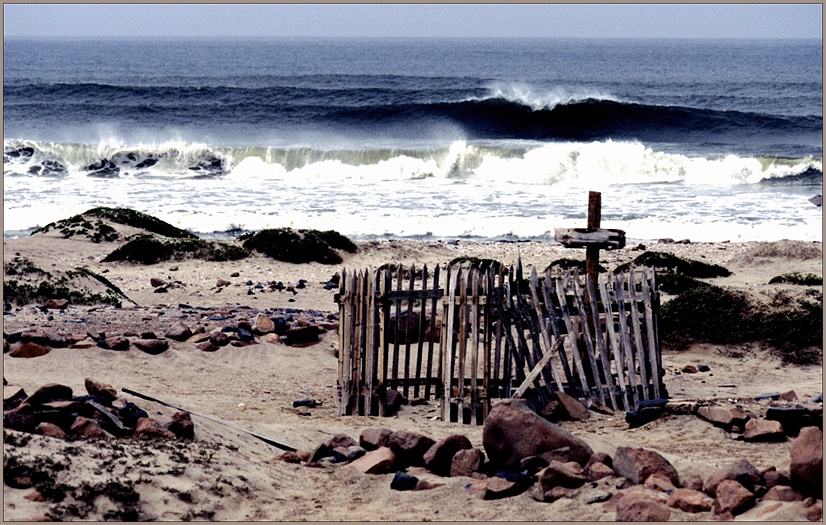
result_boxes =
[3,3,822,40]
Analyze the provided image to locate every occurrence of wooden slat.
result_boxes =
[378,269,391,416]
[519,266,554,405]
[402,265,415,399]
[649,269,664,390]
[470,268,480,424]
[613,272,640,408]
[555,277,591,401]
[441,266,457,422]
[640,268,661,399]
[543,267,574,386]
[365,269,379,415]
[570,273,606,407]
[529,268,564,391]
[425,264,440,400]
[492,270,503,397]
[352,271,364,414]
[586,273,617,410]
[598,278,629,412]
[392,266,402,388]
[512,337,565,400]
[627,269,649,400]
[414,265,428,399]
[482,266,492,419]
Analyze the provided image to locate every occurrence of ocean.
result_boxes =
[3,38,822,243]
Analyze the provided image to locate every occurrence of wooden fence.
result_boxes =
[336,260,664,424]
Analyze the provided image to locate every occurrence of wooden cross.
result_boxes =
[554,190,626,286]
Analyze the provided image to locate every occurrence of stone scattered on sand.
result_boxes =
[166,411,195,439]
[84,378,117,402]
[451,448,486,477]
[790,426,823,498]
[667,488,714,513]
[164,321,193,341]
[742,418,786,442]
[359,427,393,451]
[133,338,170,355]
[702,459,762,496]
[713,479,756,515]
[422,434,472,476]
[696,405,750,432]
[348,446,397,474]
[538,461,587,491]
[387,430,436,467]
[8,342,51,358]
[613,490,671,521]
[612,446,680,487]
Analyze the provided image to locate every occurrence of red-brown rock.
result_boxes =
[644,472,676,492]
[359,427,393,451]
[36,422,67,440]
[614,491,671,521]
[84,377,117,402]
[348,446,397,474]
[538,460,587,491]
[103,336,130,351]
[790,426,823,498]
[134,338,170,355]
[586,461,615,481]
[325,433,358,450]
[164,321,193,342]
[134,417,177,439]
[388,430,435,467]
[743,418,786,442]
[697,405,749,431]
[4,385,28,410]
[9,342,51,358]
[554,391,591,421]
[703,459,762,495]
[423,434,472,476]
[70,416,113,439]
[667,488,714,513]
[43,298,69,310]
[612,447,679,486]
[714,479,755,515]
[272,451,302,464]
[413,479,444,491]
[26,383,73,406]
[482,399,593,472]
[166,411,194,439]
[762,485,805,502]
[451,448,485,477]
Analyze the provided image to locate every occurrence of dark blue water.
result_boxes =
[3,38,823,242]
[4,38,822,157]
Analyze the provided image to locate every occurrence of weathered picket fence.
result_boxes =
[335,260,664,424]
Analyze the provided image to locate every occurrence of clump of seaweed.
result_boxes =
[768,272,823,286]
[656,273,712,295]
[614,251,731,278]
[102,235,249,265]
[240,228,356,264]
[31,214,120,243]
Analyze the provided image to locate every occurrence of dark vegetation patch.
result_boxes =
[614,251,731,278]
[660,285,822,365]
[448,256,505,274]
[545,258,607,275]
[32,207,196,242]
[102,235,249,265]
[377,263,424,280]
[3,256,132,306]
[769,272,823,286]
[240,228,356,264]
[656,274,712,295]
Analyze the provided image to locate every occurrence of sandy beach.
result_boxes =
[3,223,823,521]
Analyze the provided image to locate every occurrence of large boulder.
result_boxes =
[482,399,593,472]
[790,426,823,498]
[423,434,472,476]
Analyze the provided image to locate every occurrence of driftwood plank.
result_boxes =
[543,267,574,386]
[555,278,591,401]
[640,268,661,399]
[470,269,481,424]
[338,268,350,415]
[627,269,649,400]
[392,266,402,388]
[425,264,440,400]
[482,267,492,419]
[414,265,428,399]
[598,278,629,412]
[403,265,415,399]
[570,273,606,407]
[520,267,554,404]
[529,268,564,391]
[509,265,543,408]
[613,272,640,408]
[366,269,379,415]
[457,268,468,414]
[512,337,565,400]
[441,267,458,422]
[586,274,617,410]
[378,269,391,416]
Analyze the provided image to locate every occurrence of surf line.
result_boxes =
[122,387,298,452]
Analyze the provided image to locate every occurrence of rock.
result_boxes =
[625,398,668,428]
[520,454,551,475]
[345,445,367,462]
[216,279,231,287]
[554,391,591,421]
[451,448,486,477]
[103,336,130,351]
[196,341,220,352]
[614,491,671,521]
[134,338,169,355]
[272,451,302,463]
[765,406,822,437]
[9,342,51,358]
[809,195,822,207]
[387,430,436,467]
[643,472,676,492]
[703,459,762,495]
[348,446,397,474]
[325,433,358,450]
[359,427,393,451]
[4,412,38,433]
[538,461,587,491]
[164,321,192,341]
[806,500,823,521]
[423,434,473,476]
[482,399,593,472]
[390,471,419,491]
[119,402,149,428]
[479,476,529,500]
[586,461,616,481]
[43,298,69,310]
[762,467,790,489]
[150,277,167,288]
[743,418,786,442]
[697,405,750,432]
[612,447,679,486]
[253,313,275,334]
[309,443,332,463]
[762,485,805,502]
[682,365,699,373]
[714,479,755,515]
[543,485,574,502]
[134,417,177,439]
[790,426,823,498]
[4,385,28,411]
[70,416,113,439]
[36,422,67,440]
[585,489,613,504]
[26,383,73,405]
[284,325,320,346]
[779,390,799,402]
[84,378,117,402]
[382,389,407,416]
[264,333,282,344]
[697,364,711,372]
[414,479,444,491]
[209,330,231,347]
[166,411,194,439]
[667,488,714,513]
